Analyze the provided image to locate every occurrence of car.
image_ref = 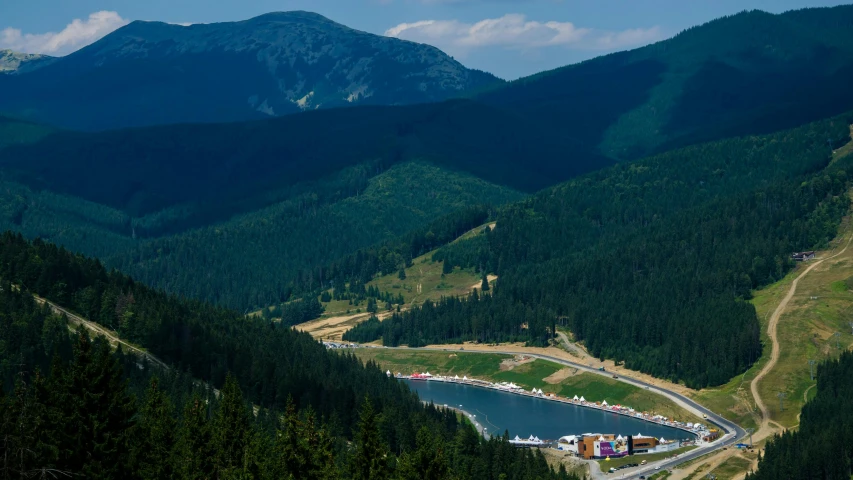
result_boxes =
[641,460,647,465]
[655,466,661,470]
[639,477,646,479]
[612,374,619,379]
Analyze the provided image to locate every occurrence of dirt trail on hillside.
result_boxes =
[750,232,853,442]
[32,294,168,369]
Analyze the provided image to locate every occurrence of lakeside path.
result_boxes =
[380,345,746,480]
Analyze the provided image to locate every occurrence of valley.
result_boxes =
[3,3,853,479]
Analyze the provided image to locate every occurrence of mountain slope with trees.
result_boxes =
[0,11,501,131]
[345,113,853,388]
[476,5,853,160]
[0,232,578,480]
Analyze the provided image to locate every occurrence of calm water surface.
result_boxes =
[404,380,693,441]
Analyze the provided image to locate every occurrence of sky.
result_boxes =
[1,0,850,79]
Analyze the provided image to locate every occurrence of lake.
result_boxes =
[404,379,694,441]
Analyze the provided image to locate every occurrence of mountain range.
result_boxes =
[0,11,500,130]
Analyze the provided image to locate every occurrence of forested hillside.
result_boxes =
[476,5,853,160]
[746,351,853,479]
[0,232,578,480]
[346,113,853,388]
[0,100,586,232]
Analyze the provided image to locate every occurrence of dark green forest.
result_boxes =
[476,5,853,160]
[0,160,520,310]
[0,233,578,480]
[346,114,853,388]
[746,351,853,479]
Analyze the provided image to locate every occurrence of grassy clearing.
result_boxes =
[352,349,701,423]
[754,214,853,427]
[708,455,753,480]
[599,446,696,469]
[693,212,853,430]
[366,255,482,309]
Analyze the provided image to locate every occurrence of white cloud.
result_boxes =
[386,14,662,55]
[1,11,129,56]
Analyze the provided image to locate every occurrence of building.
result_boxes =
[792,251,816,261]
[628,434,658,454]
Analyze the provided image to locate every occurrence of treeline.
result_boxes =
[747,351,853,480]
[346,113,853,388]
[0,233,578,480]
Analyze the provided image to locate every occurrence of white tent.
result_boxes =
[528,435,536,441]
[533,436,540,442]
[598,436,605,441]
[386,370,391,376]
[425,372,432,377]
[660,438,667,443]
[463,376,468,380]
[579,396,586,402]
[572,395,579,401]
[514,435,522,441]
[616,435,624,441]
[602,400,608,406]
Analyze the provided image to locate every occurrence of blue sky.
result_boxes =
[1,0,849,79]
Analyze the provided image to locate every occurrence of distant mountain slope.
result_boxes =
[476,5,853,160]
[0,100,606,237]
[0,50,55,74]
[0,11,501,130]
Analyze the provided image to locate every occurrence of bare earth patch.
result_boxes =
[543,367,578,384]
[499,354,535,371]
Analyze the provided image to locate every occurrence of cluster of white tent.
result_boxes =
[509,435,544,447]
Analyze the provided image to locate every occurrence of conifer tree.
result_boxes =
[174,395,214,480]
[212,374,251,476]
[134,377,177,479]
[350,396,388,480]
[51,332,136,479]
[481,275,490,292]
[396,426,450,480]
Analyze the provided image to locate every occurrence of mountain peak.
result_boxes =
[0,11,501,130]
[0,49,55,74]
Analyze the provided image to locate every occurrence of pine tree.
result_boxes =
[212,374,251,476]
[133,377,177,479]
[396,426,450,480]
[50,332,136,480]
[174,396,214,480]
[398,268,406,280]
[481,275,490,292]
[350,396,388,480]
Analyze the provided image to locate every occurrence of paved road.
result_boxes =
[393,346,746,479]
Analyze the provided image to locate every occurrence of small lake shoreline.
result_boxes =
[403,375,704,440]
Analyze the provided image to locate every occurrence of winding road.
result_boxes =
[749,232,852,442]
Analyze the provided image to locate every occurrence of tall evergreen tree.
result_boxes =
[50,332,136,479]
[174,396,214,480]
[133,377,177,479]
[350,396,388,480]
[212,374,251,476]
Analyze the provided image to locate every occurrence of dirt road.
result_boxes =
[750,232,853,441]
[33,293,168,369]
